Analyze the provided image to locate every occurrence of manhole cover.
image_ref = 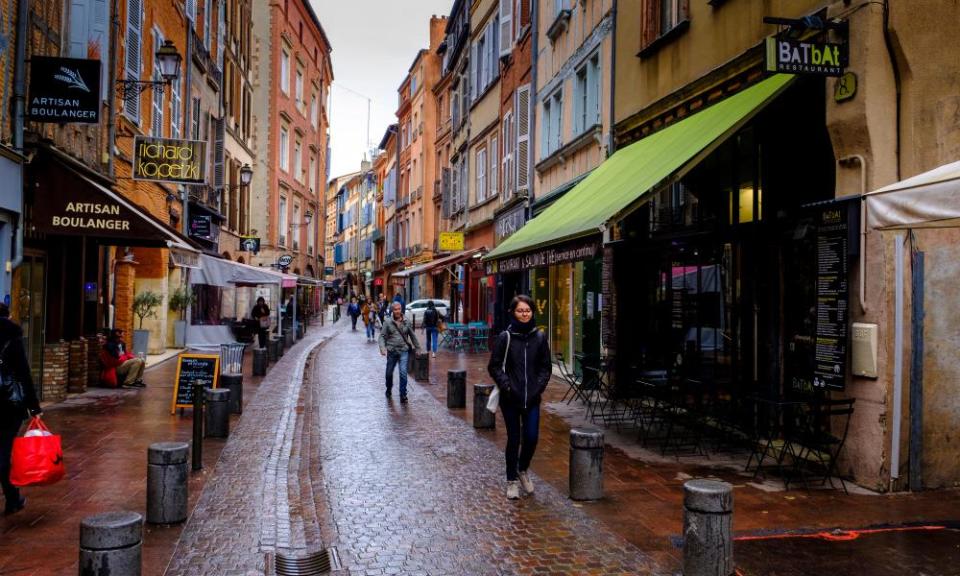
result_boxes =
[271,548,340,575]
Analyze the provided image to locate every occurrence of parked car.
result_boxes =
[406,299,450,327]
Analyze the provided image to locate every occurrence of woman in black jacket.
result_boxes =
[0,304,42,515]
[488,295,552,500]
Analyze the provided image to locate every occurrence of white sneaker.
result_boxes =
[518,470,534,494]
[506,480,521,500]
[431,352,436,358]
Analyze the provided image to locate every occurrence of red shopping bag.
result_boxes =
[10,417,65,487]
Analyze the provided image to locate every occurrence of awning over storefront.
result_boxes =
[484,73,795,262]
[865,160,960,229]
[392,248,484,279]
[191,254,285,287]
[31,145,200,253]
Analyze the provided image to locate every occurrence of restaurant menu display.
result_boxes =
[813,208,849,390]
[171,354,220,413]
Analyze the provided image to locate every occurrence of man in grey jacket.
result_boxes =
[378,302,421,403]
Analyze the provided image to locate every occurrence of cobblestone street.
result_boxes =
[312,330,660,576]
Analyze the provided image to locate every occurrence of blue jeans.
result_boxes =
[366,321,376,339]
[499,399,541,481]
[385,350,409,397]
[425,327,439,352]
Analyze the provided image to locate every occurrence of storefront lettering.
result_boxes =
[778,41,841,68]
[51,215,130,230]
[133,137,206,184]
[766,37,847,77]
[490,239,600,274]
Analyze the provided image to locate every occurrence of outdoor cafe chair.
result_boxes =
[784,397,856,494]
[555,353,588,405]
[471,323,490,352]
[744,396,809,481]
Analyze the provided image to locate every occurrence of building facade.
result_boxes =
[250,0,331,278]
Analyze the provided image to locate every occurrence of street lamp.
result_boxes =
[290,209,314,228]
[117,40,183,104]
[226,164,254,190]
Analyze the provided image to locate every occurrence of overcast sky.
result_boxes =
[311,0,453,180]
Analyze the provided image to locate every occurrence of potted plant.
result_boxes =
[132,290,163,357]
[168,286,193,348]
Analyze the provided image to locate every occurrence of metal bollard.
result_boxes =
[221,374,243,414]
[683,479,734,576]
[147,442,189,524]
[447,369,466,409]
[267,338,279,362]
[204,388,231,438]
[569,428,604,501]
[473,383,496,428]
[413,351,429,382]
[79,511,143,576]
[191,381,203,471]
[278,334,286,357]
[253,348,268,376]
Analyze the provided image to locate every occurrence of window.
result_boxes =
[641,0,690,49]
[310,93,318,127]
[279,196,288,246]
[476,147,487,203]
[203,0,211,50]
[280,49,290,94]
[308,218,316,255]
[293,204,301,250]
[490,135,498,199]
[191,97,201,139]
[280,126,289,171]
[151,29,165,136]
[217,0,225,67]
[294,138,302,181]
[295,67,304,108]
[574,52,601,135]
[542,89,562,157]
[309,153,317,192]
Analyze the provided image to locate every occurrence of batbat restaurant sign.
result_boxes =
[28,56,101,123]
[133,136,207,184]
[765,37,848,77]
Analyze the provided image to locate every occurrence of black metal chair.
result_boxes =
[785,398,856,494]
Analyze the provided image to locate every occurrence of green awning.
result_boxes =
[485,73,795,261]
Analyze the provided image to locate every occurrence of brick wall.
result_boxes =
[42,341,68,402]
[68,338,88,394]
[115,261,136,338]
[87,332,105,387]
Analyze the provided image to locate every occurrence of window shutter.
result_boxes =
[587,57,600,127]
[515,84,531,193]
[442,167,451,218]
[641,0,660,48]
[213,117,225,188]
[499,0,513,57]
[470,42,477,101]
[490,135,498,199]
[186,0,196,21]
[124,0,142,120]
[68,1,89,59]
[679,0,690,22]
[451,161,459,213]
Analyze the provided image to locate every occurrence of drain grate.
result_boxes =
[272,547,341,575]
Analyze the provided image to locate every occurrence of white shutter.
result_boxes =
[490,135,498,199]
[587,55,600,126]
[68,1,90,58]
[124,0,142,120]
[469,43,477,102]
[151,32,163,136]
[515,84,531,193]
[499,0,513,57]
[451,161,459,213]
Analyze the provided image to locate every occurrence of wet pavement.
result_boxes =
[5,319,960,574]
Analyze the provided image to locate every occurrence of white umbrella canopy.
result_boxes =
[866,160,960,229]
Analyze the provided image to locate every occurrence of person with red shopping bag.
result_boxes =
[0,303,42,515]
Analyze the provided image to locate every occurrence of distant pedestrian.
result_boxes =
[488,295,551,500]
[421,301,444,358]
[377,293,389,323]
[378,302,421,403]
[251,297,271,349]
[364,303,380,342]
[100,329,145,388]
[347,297,360,331]
[0,303,42,516]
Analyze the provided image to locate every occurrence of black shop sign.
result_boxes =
[485,236,600,275]
[29,56,101,123]
[813,207,851,390]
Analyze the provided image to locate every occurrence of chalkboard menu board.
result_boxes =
[813,207,849,390]
[171,354,220,413]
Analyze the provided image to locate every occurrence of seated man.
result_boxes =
[100,329,145,388]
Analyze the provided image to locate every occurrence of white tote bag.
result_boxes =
[487,331,509,413]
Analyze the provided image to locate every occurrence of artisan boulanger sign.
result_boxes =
[485,237,600,275]
[28,56,101,123]
[765,37,847,76]
[133,136,207,184]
